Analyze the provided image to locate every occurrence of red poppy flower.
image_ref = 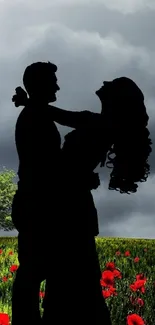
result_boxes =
[124,250,131,257]
[134,257,140,263]
[10,264,18,273]
[101,270,115,287]
[113,269,122,279]
[130,280,146,293]
[0,313,10,325]
[8,251,13,255]
[136,298,144,307]
[102,289,112,299]
[115,251,121,256]
[127,313,145,325]
[102,287,117,299]
[106,262,115,271]
[109,287,117,295]
[39,291,45,298]
[136,274,146,281]
[130,296,144,307]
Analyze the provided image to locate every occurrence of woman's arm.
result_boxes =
[50,105,99,129]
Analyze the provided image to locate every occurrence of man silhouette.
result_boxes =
[11,61,61,325]
[12,64,113,325]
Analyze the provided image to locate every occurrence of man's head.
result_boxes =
[23,61,60,103]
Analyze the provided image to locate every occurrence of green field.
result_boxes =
[0,236,155,325]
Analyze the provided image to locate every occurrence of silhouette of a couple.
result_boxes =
[11,62,152,325]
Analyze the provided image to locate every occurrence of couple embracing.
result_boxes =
[11,61,152,324]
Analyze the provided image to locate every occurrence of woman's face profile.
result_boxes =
[95,81,112,102]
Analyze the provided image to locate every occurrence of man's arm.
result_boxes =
[49,105,99,129]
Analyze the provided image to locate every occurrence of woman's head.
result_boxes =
[96,77,144,102]
[97,77,152,194]
[96,77,146,124]
[12,61,60,106]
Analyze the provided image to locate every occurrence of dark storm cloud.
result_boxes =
[0,0,155,237]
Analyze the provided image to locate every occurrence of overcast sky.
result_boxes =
[0,0,155,238]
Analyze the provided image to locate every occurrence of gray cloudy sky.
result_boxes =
[0,0,155,238]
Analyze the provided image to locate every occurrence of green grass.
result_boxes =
[0,236,155,324]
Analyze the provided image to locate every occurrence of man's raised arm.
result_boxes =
[50,106,99,129]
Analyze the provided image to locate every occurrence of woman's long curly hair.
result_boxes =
[99,77,152,194]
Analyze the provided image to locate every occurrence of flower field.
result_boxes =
[0,236,155,325]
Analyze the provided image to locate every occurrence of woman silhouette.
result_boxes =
[12,76,152,324]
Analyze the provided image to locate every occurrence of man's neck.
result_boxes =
[28,96,49,106]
